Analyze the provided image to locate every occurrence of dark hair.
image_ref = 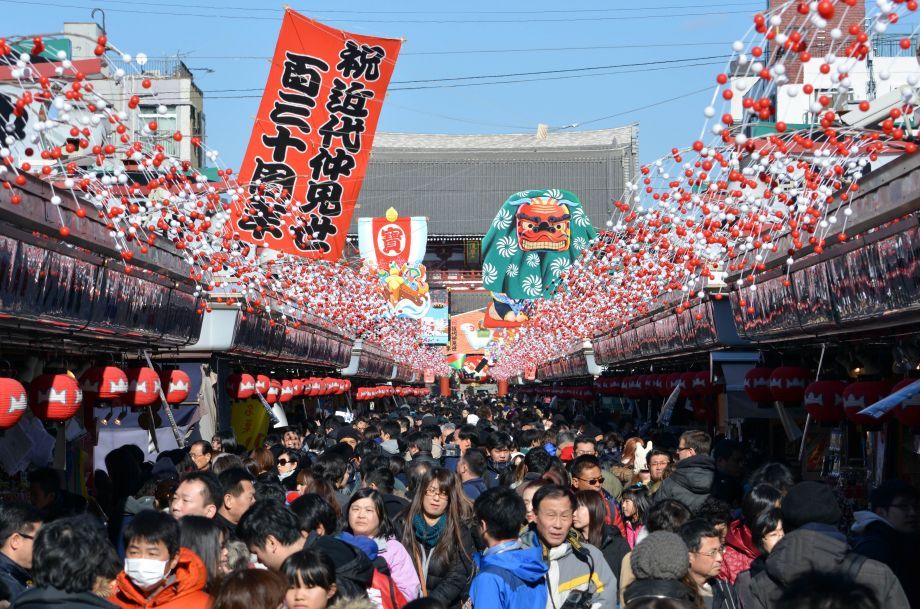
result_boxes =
[624,599,693,609]
[574,436,597,450]
[475,486,525,541]
[647,449,672,464]
[95,541,122,582]
[32,516,111,593]
[775,572,879,609]
[485,431,512,452]
[312,453,347,486]
[574,490,607,547]
[27,467,60,496]
[401,468,471,566]
[381,420,401,439]
[520,428,543,449]
[456,424,480,446]
[190,440,212,456]
[125,509,180,557]
[712,439,743,463]
[750,507,783,554]
[404,598,448,609]
[570,455,602,479]
[211,453,245,476]
[178,516,224,592]
[345,489,396,539]
[461,448,487,478]
[290,493,339,536]
[678,518,721,553]
[647,499,692,533]
[253,474,288,505]
[532,483,576,513]
[621,484,652,525]
[249,448,276,475]
[0,502,41,546]
[748,462,794,494]
[179,471,223,508]
[212,568,287,609]
[281,547,337,591]
[695,497,732,527]
[679,430,711,456]
[406,431,432,454]
[522,447,552,476]
[741,483,783,524]
[218,467,255,500]
[215,429,240,455]
[870,480,918,511]
[405,460,434,496]
[237,500,302,549]
[363,468,396,494]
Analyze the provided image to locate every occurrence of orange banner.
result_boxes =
[235,9,401,259]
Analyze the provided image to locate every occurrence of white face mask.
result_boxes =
[279,470,295,481]
[124,558,169,588]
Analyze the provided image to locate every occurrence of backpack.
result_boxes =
[368,568,407,609]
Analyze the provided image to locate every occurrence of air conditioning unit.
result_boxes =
[839,89,903,128]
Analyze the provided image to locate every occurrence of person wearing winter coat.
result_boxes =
[109,511,211,609]
[721,483,783,586]
[399,468,474,609]
[343,489,421,601]
[572,490,630,582]
[654,431,715,514]
[747,481,909,609]
[468,487,547,609]
[735,507,783,609]
[519,485,618,609]
[679,519,740,609]
[720,519,759,586]
[0,503,41,604]
[850,480,920,609]
[622,531,697,607]
[11,516,119,609]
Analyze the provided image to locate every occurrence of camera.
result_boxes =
[442,443,461,459]
[559,590,594,609]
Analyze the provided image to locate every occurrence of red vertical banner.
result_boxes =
[235,9,402,260]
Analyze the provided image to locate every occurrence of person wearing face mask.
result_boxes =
[277,451,301,491]
[110,510,211,609]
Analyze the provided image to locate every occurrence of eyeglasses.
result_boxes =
[17,532,34,540]
[677,446,691,454]
[424,487,448,498]
[278,459,295,466]
[576,476,605,485]
[692,545,725,559]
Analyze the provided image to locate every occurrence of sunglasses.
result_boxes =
[278,458,296,466]
[577,476,605,485]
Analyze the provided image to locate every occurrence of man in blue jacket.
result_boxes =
[468,486,547,609]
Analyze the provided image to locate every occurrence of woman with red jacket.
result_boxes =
[719,483,782,584]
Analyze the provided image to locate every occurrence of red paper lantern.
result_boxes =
[744,367,775,403]
[81,366,129,402]
[803,380,847,423]
[226,373,255,400]
[266,379,282,404]
[892,378,920,427]
[843,381,893,425]
[769,367,812,402]
[687,371,721,398]
[0,378,28,429]
[644,375,663,397]
[666,372,688,398]
[160,369,190,405]
[280,380,294,403]
[691,398,716,421]
[255,375,270,395]
[30,374,82,422]
[125,367,161,408]
[292,379,305,397]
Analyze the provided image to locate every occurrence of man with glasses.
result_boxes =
[852,480,919,608]
[679,519,738,609]
[646,449,672,496]
[571,455,627,538]
[655,430,715,512]
[0,503,41,603]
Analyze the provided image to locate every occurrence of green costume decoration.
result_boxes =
[482,189,597,301]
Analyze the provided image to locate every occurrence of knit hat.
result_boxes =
[631,532,690,580]
[781,481,842,531]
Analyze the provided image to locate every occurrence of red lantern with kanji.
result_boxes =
[160,369,191,404]
[226,373,255,400]
[30,374,82,422]
[892,378,920,427]
[266,379,282,404]
[81,366,129,402]
[843,381,893,425]
[803,380,847,423]
[255,375,270,396]
[744,367,775,403]
[125,367,161,408]
[280,380,294,403]
[769,367,812,402]
[0,378,28,429]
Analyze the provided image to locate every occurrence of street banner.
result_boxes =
[235,9,401,259]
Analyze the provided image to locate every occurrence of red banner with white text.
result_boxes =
[234,9,401,259]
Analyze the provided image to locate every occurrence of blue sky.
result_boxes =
[2,1,766,166]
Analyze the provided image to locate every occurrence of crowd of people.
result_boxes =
[0,396,918,609]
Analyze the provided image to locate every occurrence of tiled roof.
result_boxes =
[371,126,636,151]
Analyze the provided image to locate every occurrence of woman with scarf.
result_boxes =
[399,468,474,609]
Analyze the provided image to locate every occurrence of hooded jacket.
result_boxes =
[851,511,920,609]
[468,540,547,609]
[13,586,119,609]
[109,547,212,609]
[747,525,909,609]
[597,525,630,582]
[462,478,488,501]
[623,579,695,607]
[373,536,421,601]
[653,455,715,513]
[720,520,759,585]
[519,528,617,609]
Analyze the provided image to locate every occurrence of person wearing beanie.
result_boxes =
[623,531,696,607]
[747,481,909,609]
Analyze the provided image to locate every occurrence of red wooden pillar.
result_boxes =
[439,376,451,397]
[497,379,508,397]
